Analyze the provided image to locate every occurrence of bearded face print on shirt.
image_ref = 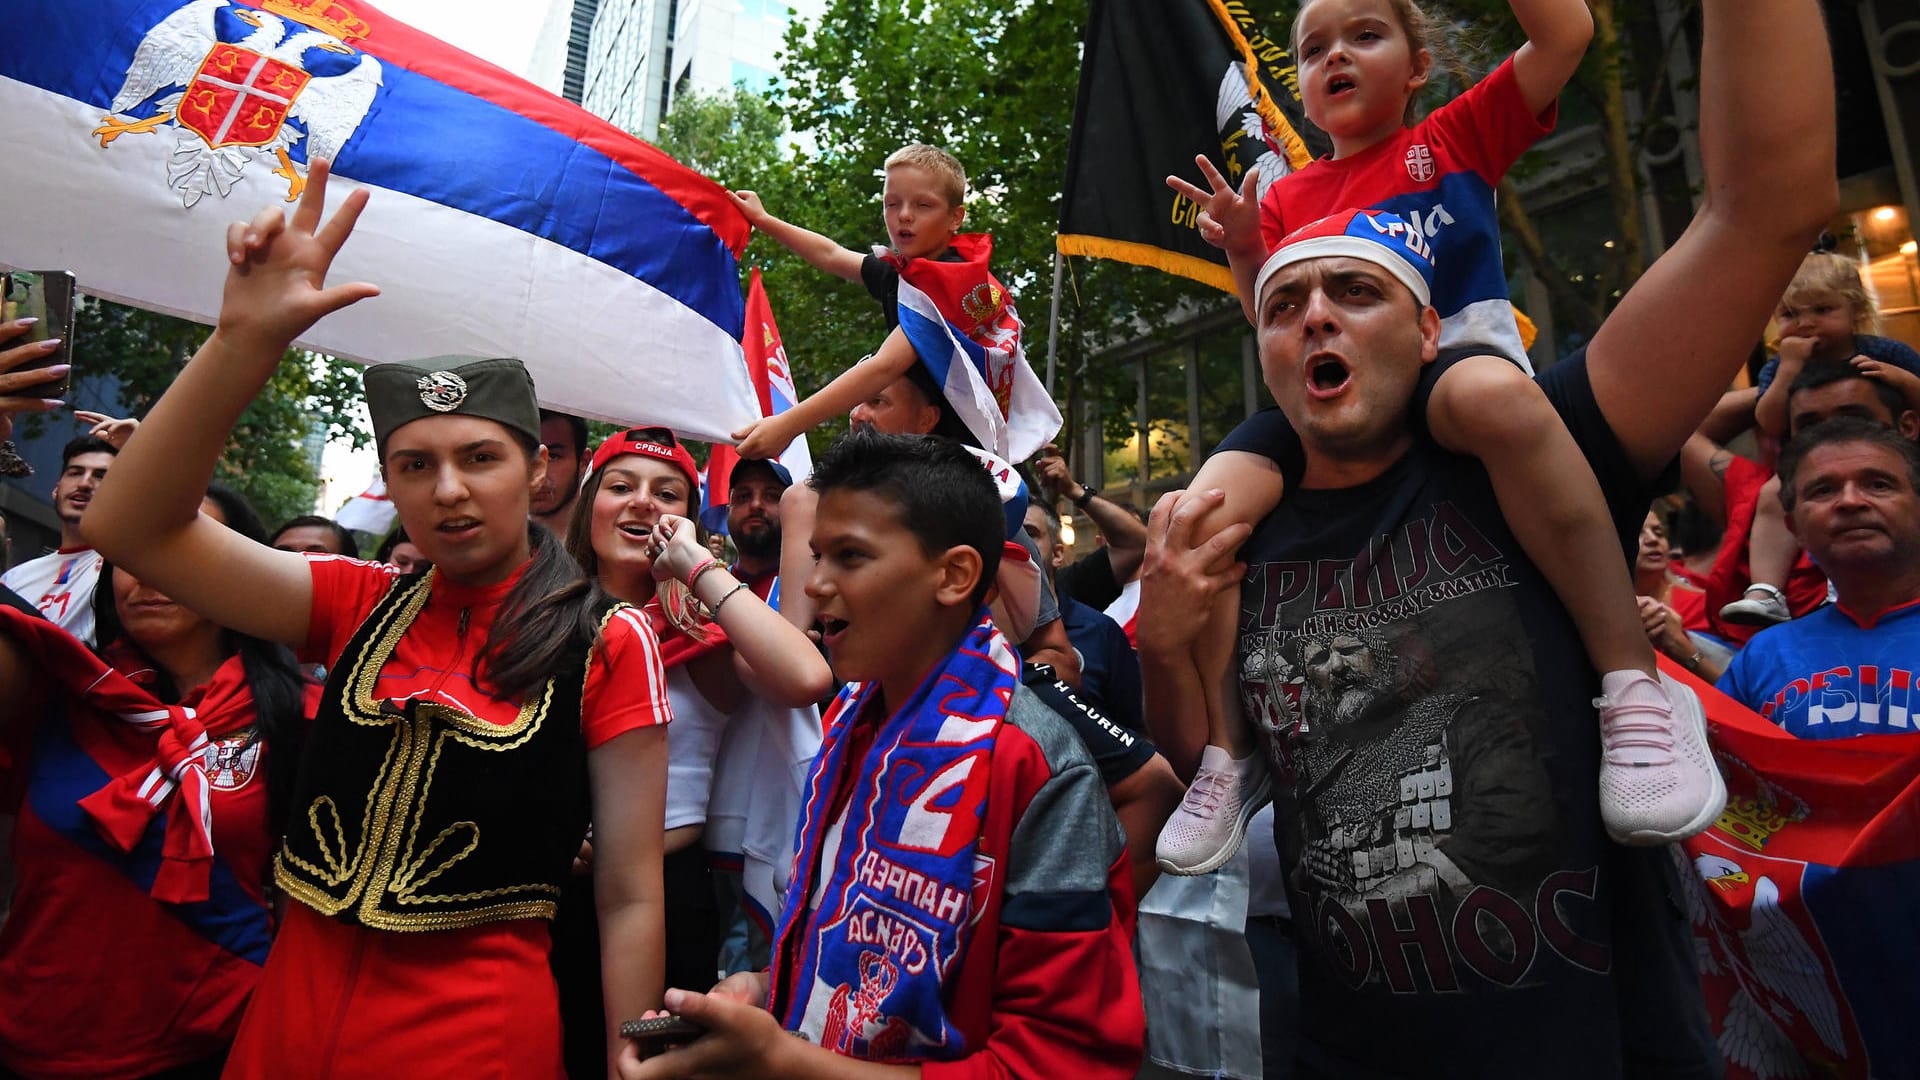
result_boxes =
[1240,499,1609,995]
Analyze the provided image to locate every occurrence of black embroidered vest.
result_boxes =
[275,573,612,932]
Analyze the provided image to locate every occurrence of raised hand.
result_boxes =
[1032,442,1079,502]
[1166,154,1262,255]
[646,514,711,584]
[217,158,380,357]
[74,409,138,449]
[731,415,791,461]
[729,189,771,227]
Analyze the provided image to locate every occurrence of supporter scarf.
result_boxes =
[0,604,255,904]
[771,612,1017,1060]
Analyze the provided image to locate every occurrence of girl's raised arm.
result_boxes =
[1508,0,1595,118]
[81,161,380,648]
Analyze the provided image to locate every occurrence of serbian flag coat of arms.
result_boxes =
[1666,658,1920,1079]
[0,0,761,441]
[886,234,1060,462]
[703,268,811,534]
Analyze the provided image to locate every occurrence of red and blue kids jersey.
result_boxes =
[1259,56,1556,370]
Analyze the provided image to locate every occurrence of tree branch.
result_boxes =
[1497,177,1605,334]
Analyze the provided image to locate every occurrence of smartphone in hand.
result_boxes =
[620,1014,706,1051]
[1,270,78,398]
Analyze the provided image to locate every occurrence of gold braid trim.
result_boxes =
[280,570,581,930]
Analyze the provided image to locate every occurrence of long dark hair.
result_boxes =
[91,483,310,826]
[474,435,604,701]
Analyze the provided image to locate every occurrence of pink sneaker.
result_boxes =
[1597,670,1727,846]
[1155,745,1272,876]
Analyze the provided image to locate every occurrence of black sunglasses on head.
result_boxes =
[622,427,678,447]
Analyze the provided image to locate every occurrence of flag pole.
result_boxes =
[1045,249,1065,396]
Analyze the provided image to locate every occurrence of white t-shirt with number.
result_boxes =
[2,547,104,645]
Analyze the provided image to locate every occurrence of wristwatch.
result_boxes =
[1071,485,1098,508]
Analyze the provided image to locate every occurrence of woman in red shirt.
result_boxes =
[549,428,830,1075]
[79,164,671,1079]
[1634,511,1727,683]
[0,485,308,1080]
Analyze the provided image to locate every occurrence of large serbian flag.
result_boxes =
[887,234,1060,462]
[702,268,811,534]
[1666,657,1920,1079]
[0,0,760,441]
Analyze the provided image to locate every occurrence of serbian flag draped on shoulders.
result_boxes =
[1662,657,1920,1079]
[885,234,1060,462]
[704,268,813,533]
[0,0,760,441]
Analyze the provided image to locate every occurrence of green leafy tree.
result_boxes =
[649,4,1223,469]
[64,300,367,527]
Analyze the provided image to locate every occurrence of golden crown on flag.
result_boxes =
[259,0,371,43]
[959,282,1003,329]
[1713,794,1807,853]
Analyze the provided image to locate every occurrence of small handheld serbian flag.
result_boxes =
[703,269,812,533]
[884,234,1061,462]
[0,0,760,441]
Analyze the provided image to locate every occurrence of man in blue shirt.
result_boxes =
[1719,418,1920,738]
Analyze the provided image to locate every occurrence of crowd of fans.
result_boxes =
[0,0,1911,1076]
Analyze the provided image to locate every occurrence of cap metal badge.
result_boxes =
[417,371,469,412]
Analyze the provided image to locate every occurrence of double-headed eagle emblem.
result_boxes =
[92,0,382,207]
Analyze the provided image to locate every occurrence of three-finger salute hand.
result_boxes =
[1165,154,1263,255]
[217,158,380,356]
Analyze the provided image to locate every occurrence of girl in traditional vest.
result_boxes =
[0,486,307,1080]
[550,427,830,1078]
[80,163,673,1080]
[1160,0,1723,872]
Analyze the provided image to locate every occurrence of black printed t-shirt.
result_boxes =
[1218,350,1715,1079]
[1021,663,1154,787]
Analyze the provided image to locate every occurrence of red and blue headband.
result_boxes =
[1255,208,1438,308]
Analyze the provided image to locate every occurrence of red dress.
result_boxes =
[221,557,671,1080]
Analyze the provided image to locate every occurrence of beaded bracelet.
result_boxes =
[710,581,753,617]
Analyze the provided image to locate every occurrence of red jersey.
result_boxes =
[222,556,671,1080]
[1259,56,1555,369]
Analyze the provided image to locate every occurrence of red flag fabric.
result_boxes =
[1666,655,1920,1078]
[704,269,811,533]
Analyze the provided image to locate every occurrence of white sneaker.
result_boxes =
[1155,745,1272,876]
[1720,583,1791,627]
[1597,670,1727,846]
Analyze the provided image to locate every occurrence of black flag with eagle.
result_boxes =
[1058,0,1327,293]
